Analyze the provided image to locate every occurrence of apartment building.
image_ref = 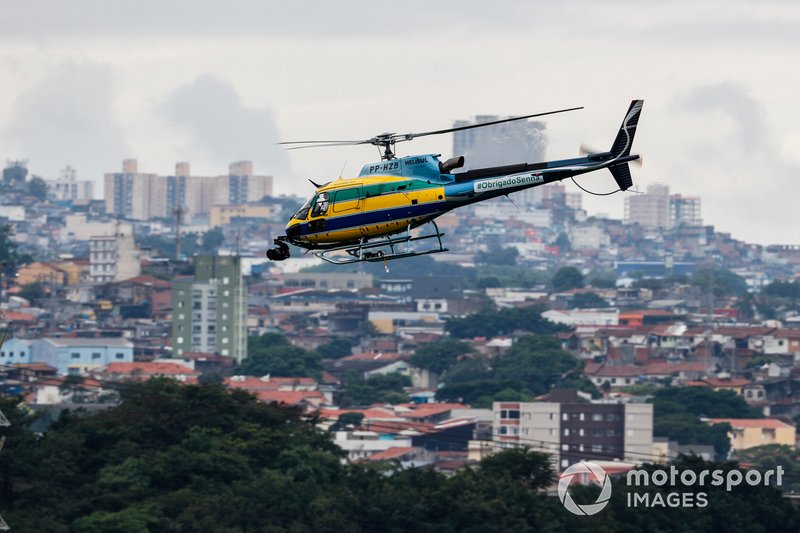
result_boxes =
[105,160,273,221]
[171,256,247,362]
[493,391,653,470]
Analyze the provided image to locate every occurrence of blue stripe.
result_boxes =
[300,202,445,236]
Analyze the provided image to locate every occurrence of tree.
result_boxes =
[337,373,411,407]
[445,304,569,339]
[733,444,800,492]
[653,413,732,459]
[551,266,584,292]
[1,381,797,531]
[437,335,584,405]
[0,224,30,274]
[237,333,322,378]
[328,412,365,432]
[410,338,474,374]
[475,244,518,266]
[652,386,761,419]
[200,227,225,254]
[316,337,356,359]
[692,267,748,297]
[197,371,225,385]
[568,292,610,309]
[18,282,46,303]
[479,448,554,490]
[587,269,617,289]
[26,175,48,200]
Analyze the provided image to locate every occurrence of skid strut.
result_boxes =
[317,220,448,265]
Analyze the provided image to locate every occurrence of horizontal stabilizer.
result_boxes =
[609,162,633,191]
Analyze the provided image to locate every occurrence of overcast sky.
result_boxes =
[0,1,798,245]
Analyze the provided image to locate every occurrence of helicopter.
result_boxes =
[267,100,643,265]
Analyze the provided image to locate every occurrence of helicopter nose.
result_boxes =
[286,222,301,238]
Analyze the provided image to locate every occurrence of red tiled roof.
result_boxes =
[103,362,199,376]
[700,378,751,388]
[124,275,171,288]
[706,418,795,429]
[255,390,325,405]
[13,363,56,372]
[319,407,400,420]
[584,364,642,378]
[362,420,434,434]
[3,311,37,322]
[366,447,417,461]
[643,361,711,375]
[403,403,468,419]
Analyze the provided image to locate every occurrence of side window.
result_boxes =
[311,192,330,217]
[333,188,361,212]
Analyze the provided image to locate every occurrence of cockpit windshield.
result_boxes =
[293,196,314,220]
[311,192,330,217]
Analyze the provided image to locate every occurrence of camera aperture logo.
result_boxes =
[558,462,612,516]
[558,462,784,516]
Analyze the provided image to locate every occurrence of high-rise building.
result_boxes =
[104,159,163,220]
[171,256,247,362]
[624,183,702,229]
[106,160,273,221]
[670,194,702,227]
[49,166,94,201]
[452,115,546,206]
[624,183,671,228]
[493,392,653,470]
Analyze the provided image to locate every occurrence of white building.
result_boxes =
[48,166,94,201]
[89,223,141,284]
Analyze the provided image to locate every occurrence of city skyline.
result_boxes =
[0,2,797,245]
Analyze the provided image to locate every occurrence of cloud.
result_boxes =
[667,83,798,244]
[0,61,128,184]
[159,75,290,183]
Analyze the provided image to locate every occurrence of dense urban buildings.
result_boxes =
[104,159,273,221]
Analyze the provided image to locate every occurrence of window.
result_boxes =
[592,445,602,453]
[562,413,568,421]
[71,352,80,359]
[549,428,556,436]
[579,413,585,421]
[592,413,603,421]
[500,409,520,419]
[116,353,125,360]
[311,192,330,217]
[549,413,555,421]
[563,429,570,437]
[627,429,635,437]
[92,352,101,359]
[579,429,585,436]
[562,444,569,451]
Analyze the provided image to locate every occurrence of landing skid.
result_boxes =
[316,220,448,265]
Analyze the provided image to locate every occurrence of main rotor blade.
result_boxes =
[404,106,583,140]
[278,139,367,145]
[284,142,370,150]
